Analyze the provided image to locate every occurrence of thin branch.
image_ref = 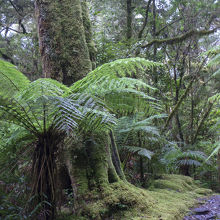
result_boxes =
[192,101,214,144]
[163,77,195,130]
[7,27,23,34]
[19,19,28,34]
[155,17,182,36]
[8,0,23,17]
[163,57,208,130]
[138,0,152,39]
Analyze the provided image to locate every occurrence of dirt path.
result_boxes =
[183,195,220,220]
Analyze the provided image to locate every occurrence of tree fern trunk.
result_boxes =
[32,134,59,220]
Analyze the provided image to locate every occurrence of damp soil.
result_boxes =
[183,195,220,220]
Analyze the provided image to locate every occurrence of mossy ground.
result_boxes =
[58,174,213,220]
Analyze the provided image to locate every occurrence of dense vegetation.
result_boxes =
[0,0,219,219]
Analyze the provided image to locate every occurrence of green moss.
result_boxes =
[146,175,213,220]
[194,188,213,195]
[151,174,196,192]
[81,181,155,219]
[62,174,213,220]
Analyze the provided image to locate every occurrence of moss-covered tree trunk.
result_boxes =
[35,1,146,219]
[65,132,146,219]
[35,0,93,85]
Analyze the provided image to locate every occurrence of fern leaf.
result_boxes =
[121,145,154,159]
[0,60,29,97]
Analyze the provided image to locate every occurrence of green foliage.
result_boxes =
[0,59,29,97]
[207,46,220,78]
[71,58,162,115]
[0,59,118,218]
[71,57,161,93]
[121,145,154,159]
[161,146,210,172]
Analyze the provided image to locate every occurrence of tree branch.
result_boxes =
[8,0,23,17]
[155,17,182,36]
[163,56,208,131]
[192,101,214,144]
[163,77,195,130]
[138,0,152,39]
[142,27,220,48]
[0,50,15,64]
[19,20,28,34]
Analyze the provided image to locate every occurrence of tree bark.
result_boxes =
[35,1,141,219]
[65,133,127,218]
[35,0,92,85]
[126,0,133,40]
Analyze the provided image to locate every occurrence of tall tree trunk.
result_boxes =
[35,0,92,85]
[126,0,133,40]
[81,0,97,70]
[35,1,147,219]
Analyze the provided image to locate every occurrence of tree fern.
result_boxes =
[161,146,210,172]
[70,57,162,93]
[0,60,118,217]
[121,145,154,159]
[70,58,163,115]
[0,59,29,98]
[0,58,162,217]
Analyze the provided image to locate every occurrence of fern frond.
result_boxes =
[208,53,220,67]
[53,93,116,135]
[176,159,201,167]
[121,145,154,159]
[162,147,209,169]
[69,58,162,116]
[70,57,162,93]
[207,141,220,160]
[0,60,29,97]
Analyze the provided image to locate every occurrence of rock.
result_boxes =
[205,215,217,220]
[193,207,210,215]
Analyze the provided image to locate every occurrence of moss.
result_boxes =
[194,188,213,195]
[63,174,213,220]
[36,0,92,85]
[146,174,213,220]
[151,174,197,192]
[81,181,155,219]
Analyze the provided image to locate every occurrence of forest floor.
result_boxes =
[183,195,220,220]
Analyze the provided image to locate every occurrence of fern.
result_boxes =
[206,46,220,78]
[207,141,220,160]
[70,58,162,115]
[0,60,118,217]
[121,145,154,159]
[0,58,162,217]
[0,59,29,98]
[70,57,162,93]
[161,146,210,171]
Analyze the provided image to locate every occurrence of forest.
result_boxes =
[0,0,219,219]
